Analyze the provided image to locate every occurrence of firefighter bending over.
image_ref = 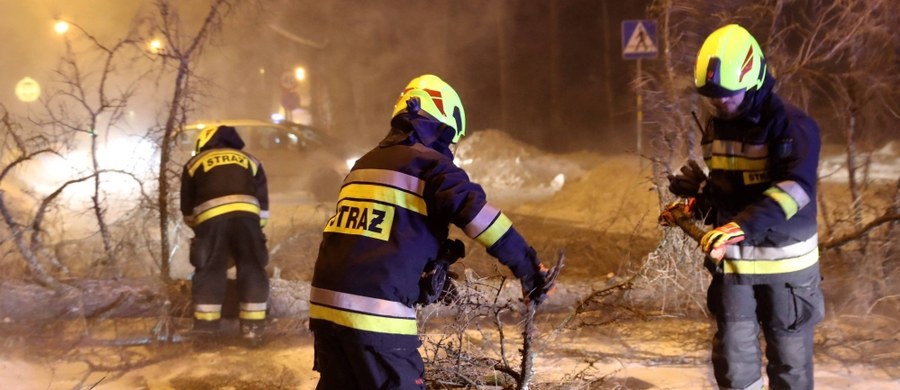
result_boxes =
[180,125,270,346]
[309,74,552,389]
[667,24,825,389]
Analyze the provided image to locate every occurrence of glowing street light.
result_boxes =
[294,66,306,81]
[15,77,41,103]
[53,20,70,35]
[149,39,163,54]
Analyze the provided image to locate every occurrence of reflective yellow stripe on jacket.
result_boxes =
[309,287,418,335]
[463,204,512,247]
[723,234,819,275]
[191,194,261,225]
[339,169,427,215]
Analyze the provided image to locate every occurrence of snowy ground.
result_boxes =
[1,130,898,389]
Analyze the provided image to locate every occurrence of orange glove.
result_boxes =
[700,222,745,260]
[659,198,696,226]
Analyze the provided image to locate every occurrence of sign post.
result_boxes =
[621,20,658,164]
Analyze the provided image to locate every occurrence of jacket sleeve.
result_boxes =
[733,109,820,238]
[179,165,195,226]
[255,162,270,226]
[429,160,540,279]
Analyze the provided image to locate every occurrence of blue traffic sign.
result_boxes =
[622,20,658,59]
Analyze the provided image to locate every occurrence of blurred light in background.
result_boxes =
[149,39,163,54]
[294,66,306,81]
[271,113,285,123]
[15,77,41,102]
[53,20,70,35]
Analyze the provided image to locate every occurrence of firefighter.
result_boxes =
[180,125,270,345]
[309,74,552,389]
[667,24,825,389]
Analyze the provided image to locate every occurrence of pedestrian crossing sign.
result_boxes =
[622,20,658,59]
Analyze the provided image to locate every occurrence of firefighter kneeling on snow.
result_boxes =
[309,74,553,389]
[180,125,270,346]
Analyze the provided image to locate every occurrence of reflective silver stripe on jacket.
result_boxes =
[309,287,416,319]
[775,180,811,209]
[463,204,501,238]
[725,233,818,260]
[344,169,426,196]
[193,194,260,216]
[703,140,768,158]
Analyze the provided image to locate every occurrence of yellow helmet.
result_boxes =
[391,74,466,143]
[694,24,766,97]
[194,125,219,154]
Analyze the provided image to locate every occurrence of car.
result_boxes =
[177,119,357,201]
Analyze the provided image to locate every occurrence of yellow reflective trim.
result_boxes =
[475,213,512,248]
[723,248,818,275]
[239,311,266,320]
[339,183,427,215]
[705,155,768,171]
[324,199,395,241]
[188,150,257,176]
[194,311,221,321]
[764,186,799,219]
[195,203,261,225]
[309,303,418,335]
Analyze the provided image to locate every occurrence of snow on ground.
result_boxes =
[1,130,899,389]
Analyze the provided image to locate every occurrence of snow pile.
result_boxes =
[454,129,585,203]
[819,141,900,183]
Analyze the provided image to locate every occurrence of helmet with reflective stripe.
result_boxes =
[194,125,219,154]
[391,74,466,143]
[694,24,766,98]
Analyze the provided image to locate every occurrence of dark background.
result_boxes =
[205,0,653,153]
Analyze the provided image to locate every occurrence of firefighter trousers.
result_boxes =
[190,215,269,323]
[707,272,824,390]
[312,322,425,390]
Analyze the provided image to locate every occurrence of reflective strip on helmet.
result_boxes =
[194,304,222,321]
[310,287,416,318]
[309,304,418,335]
[468,210,513,248]
[194,203,261,225]
[723,247,819,275]
[338,183,427,215]
[724,233,818,260]
[344,169,426,196]
[188,149,258,176]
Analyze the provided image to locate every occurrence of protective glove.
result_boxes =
[659,197,697,226]
[700,222,745,261]
[519,247,555,305]
[667,160,707,198]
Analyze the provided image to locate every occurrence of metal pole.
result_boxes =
[636,58,643,167]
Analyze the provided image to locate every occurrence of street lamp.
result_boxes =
[294,66,306,81]
[149,39,163,54]
[54,20,69,35]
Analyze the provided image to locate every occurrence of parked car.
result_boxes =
[177,119,357,201]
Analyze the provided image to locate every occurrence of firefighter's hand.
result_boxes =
[667,160,707,198]
[521,263,554,305]
[701,222,745,260]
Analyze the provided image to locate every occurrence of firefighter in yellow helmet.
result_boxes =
[180,125,270,346]
[308,74,553,389]
[668,24,824,389]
